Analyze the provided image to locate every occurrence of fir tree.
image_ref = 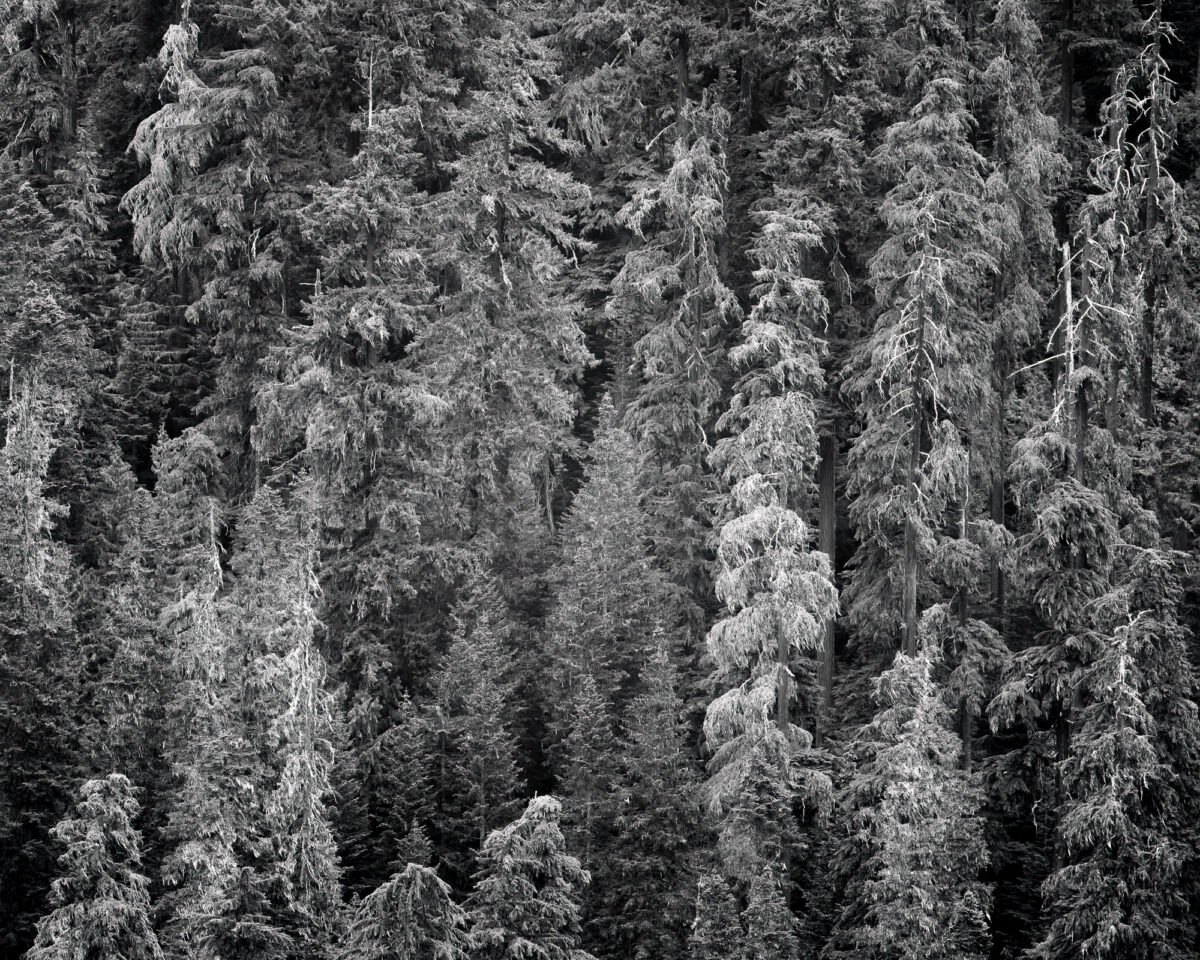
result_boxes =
[990,15,1200,952]
[544,397,673,730]
[412,0,592,559]
[467,795,596,960]
[431,585,523,887]
[368,695,436,879]
[27,775,162,960]
[1031,601,1193,960]
[827,643,990,960]
[557,673,614,874]
[342,862,470,960]
[740,866,799,960]
[597,642,703,960]
[705,159,838,749]
[686,873,742,960]
[123,0,339,492]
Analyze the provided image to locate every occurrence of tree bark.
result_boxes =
[817,433,837,744]
[902,366,925,655]
[1140,11,1162,424]
[776,622,789,735]
[1051,0,1075,393]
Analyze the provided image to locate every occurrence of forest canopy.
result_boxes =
[3,1,1200,959]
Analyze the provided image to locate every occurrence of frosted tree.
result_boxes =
[687,873,742,960]
[826,642,990,960]
[27,775,162,960]
[342,862,470,960]
[704,157,837,880]
[468,796,595,960]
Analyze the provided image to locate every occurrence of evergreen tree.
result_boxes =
[366,695,436,880]
[746,0,873,730]
[431,585,523,887]
[250,6,456,708]
[596,642,703,960]
[557,673,614,874]
[826,643,990,960]
[844,0,999,654]
[342,863,470,960]
[27,775,162,960]
[156,496,279,960]
[467,795,596,960]
[704,167,838,881]
[123,0,340,492]
[990,13,1200,953]
[412,0,591,558]
[544,397,673,730]
[740,866,799,960]
[610,87,739,641]
[261,507,344,958]
[1030,596,1193,960]
[686,873,742,960]
[0,171,91,955]
[705,152,838,746]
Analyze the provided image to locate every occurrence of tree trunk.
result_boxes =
[1054,240,1090,868]
[1051,0,1075,393]
[990,404,1006,627]
[817,433,836,744]
[1141,14,1162,424]
[776,622,789,734]
[902,407,922,657]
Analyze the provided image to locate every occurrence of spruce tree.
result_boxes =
[431,585,523,887]
[687,873,742,960]
[467,796,595,960]
[544,397,673,732]
[368,695,435,879]
[27,775,162,960]
[596,642,703,960]
[826,643,990,960]
[342,863,470,960]
[740,866,799,960]
[557,673,614,874]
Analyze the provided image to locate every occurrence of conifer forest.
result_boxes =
[8,0,1200,958]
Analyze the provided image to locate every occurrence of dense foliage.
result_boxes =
[5,1,1200,958]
